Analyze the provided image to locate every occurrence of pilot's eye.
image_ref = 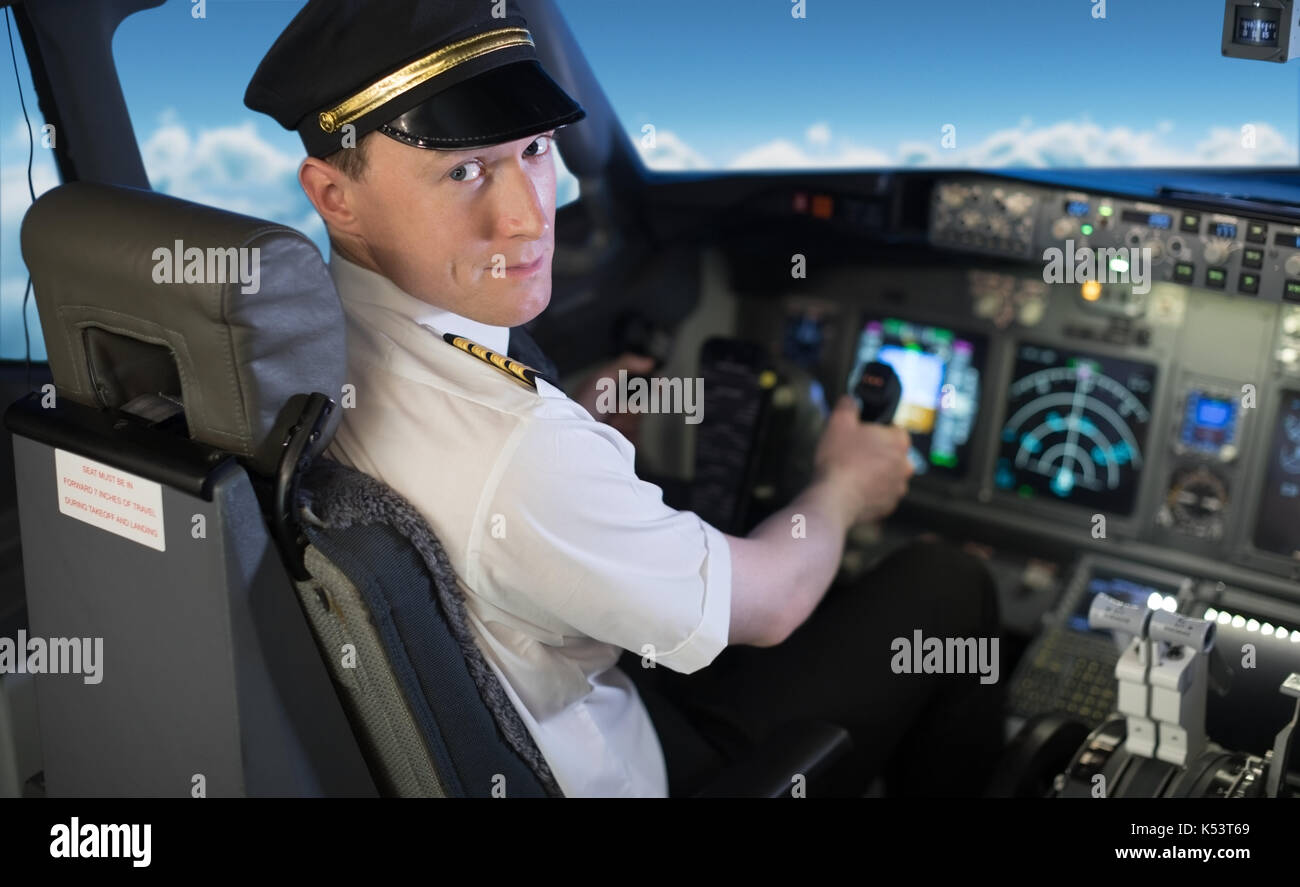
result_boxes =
[524,135,553,158]
[449,161,484,183]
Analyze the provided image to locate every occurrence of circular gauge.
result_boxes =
[1158,465,1229,539]
[996,345,1157,514]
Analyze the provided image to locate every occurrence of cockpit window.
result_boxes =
[560,0,1300,171]
[110,0,582,261]
[1,11,59,362]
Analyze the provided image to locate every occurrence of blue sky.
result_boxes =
[3,0,1299,359]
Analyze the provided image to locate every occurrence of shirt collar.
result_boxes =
[328,250,510,356]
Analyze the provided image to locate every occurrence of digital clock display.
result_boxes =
[1213,222,1238,239]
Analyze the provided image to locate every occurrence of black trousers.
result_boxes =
[625,539,1006,797]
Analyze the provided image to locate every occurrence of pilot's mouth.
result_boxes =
[503,255,545,277]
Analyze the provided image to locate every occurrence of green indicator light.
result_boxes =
[930,452,958,468]
[1080,224,1094,235]
[1289,282,1300,293]
[1209,270,1225,280]
[1017,485,1035,498]
[1099,206,1113,217]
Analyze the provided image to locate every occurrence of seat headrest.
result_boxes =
[21,182,345,475]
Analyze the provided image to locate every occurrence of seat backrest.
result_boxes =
[5,182,557,796]
[295,458,559,797]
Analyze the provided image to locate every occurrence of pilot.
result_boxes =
[246,0,1004,797]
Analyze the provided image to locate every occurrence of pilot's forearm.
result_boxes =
[725,478,850,647]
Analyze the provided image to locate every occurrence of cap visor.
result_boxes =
[381,59,586,150]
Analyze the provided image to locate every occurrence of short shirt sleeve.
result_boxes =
[471,408,732,674]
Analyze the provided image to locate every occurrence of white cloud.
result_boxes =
[141,114,302,202]
[729,137,892,170]
[635,129,711,171]
[806,122,832,147]
[131,113,327,252]
[1192,124,1294,166]
[0,151,58,227]
[638,118,1298,170]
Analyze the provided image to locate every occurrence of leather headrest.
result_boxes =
[21,182,345,475]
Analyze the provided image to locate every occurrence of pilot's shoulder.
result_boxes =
[365,324,577,420]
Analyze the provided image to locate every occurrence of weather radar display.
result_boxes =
[996,344,1157,514]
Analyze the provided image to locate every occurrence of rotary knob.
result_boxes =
[1204,240,1232,265]
[1285,254,1300,277]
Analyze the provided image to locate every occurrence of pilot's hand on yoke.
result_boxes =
[814,395,914,526]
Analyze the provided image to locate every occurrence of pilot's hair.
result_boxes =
[323,132,374,181]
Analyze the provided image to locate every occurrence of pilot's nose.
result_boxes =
[494,161,548,241]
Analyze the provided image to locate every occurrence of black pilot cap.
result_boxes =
[244,0,586,158]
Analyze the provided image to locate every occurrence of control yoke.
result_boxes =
[853,360,901,424]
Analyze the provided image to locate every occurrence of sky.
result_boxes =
[2,0,1299,360]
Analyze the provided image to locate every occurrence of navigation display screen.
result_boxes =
[1254,390,1300,558]
[996,344,1157,514]
[848,317,985,478]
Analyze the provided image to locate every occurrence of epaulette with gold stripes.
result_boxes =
[442,333,542,391]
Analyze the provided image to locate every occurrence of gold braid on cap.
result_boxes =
[318,27,534,133]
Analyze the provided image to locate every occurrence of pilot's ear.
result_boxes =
[299,157,363,236]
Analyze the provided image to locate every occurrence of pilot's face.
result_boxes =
[347,129,558,327]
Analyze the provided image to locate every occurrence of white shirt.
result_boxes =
[323,253,732,797]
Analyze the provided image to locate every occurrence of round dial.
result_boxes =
[1158,465,1229,539]
[1204,239,1232,266]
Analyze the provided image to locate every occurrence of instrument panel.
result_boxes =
[743,173,1300,590]
[930,179,1300,306]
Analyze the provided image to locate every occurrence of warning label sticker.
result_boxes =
[55,449,165,551]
